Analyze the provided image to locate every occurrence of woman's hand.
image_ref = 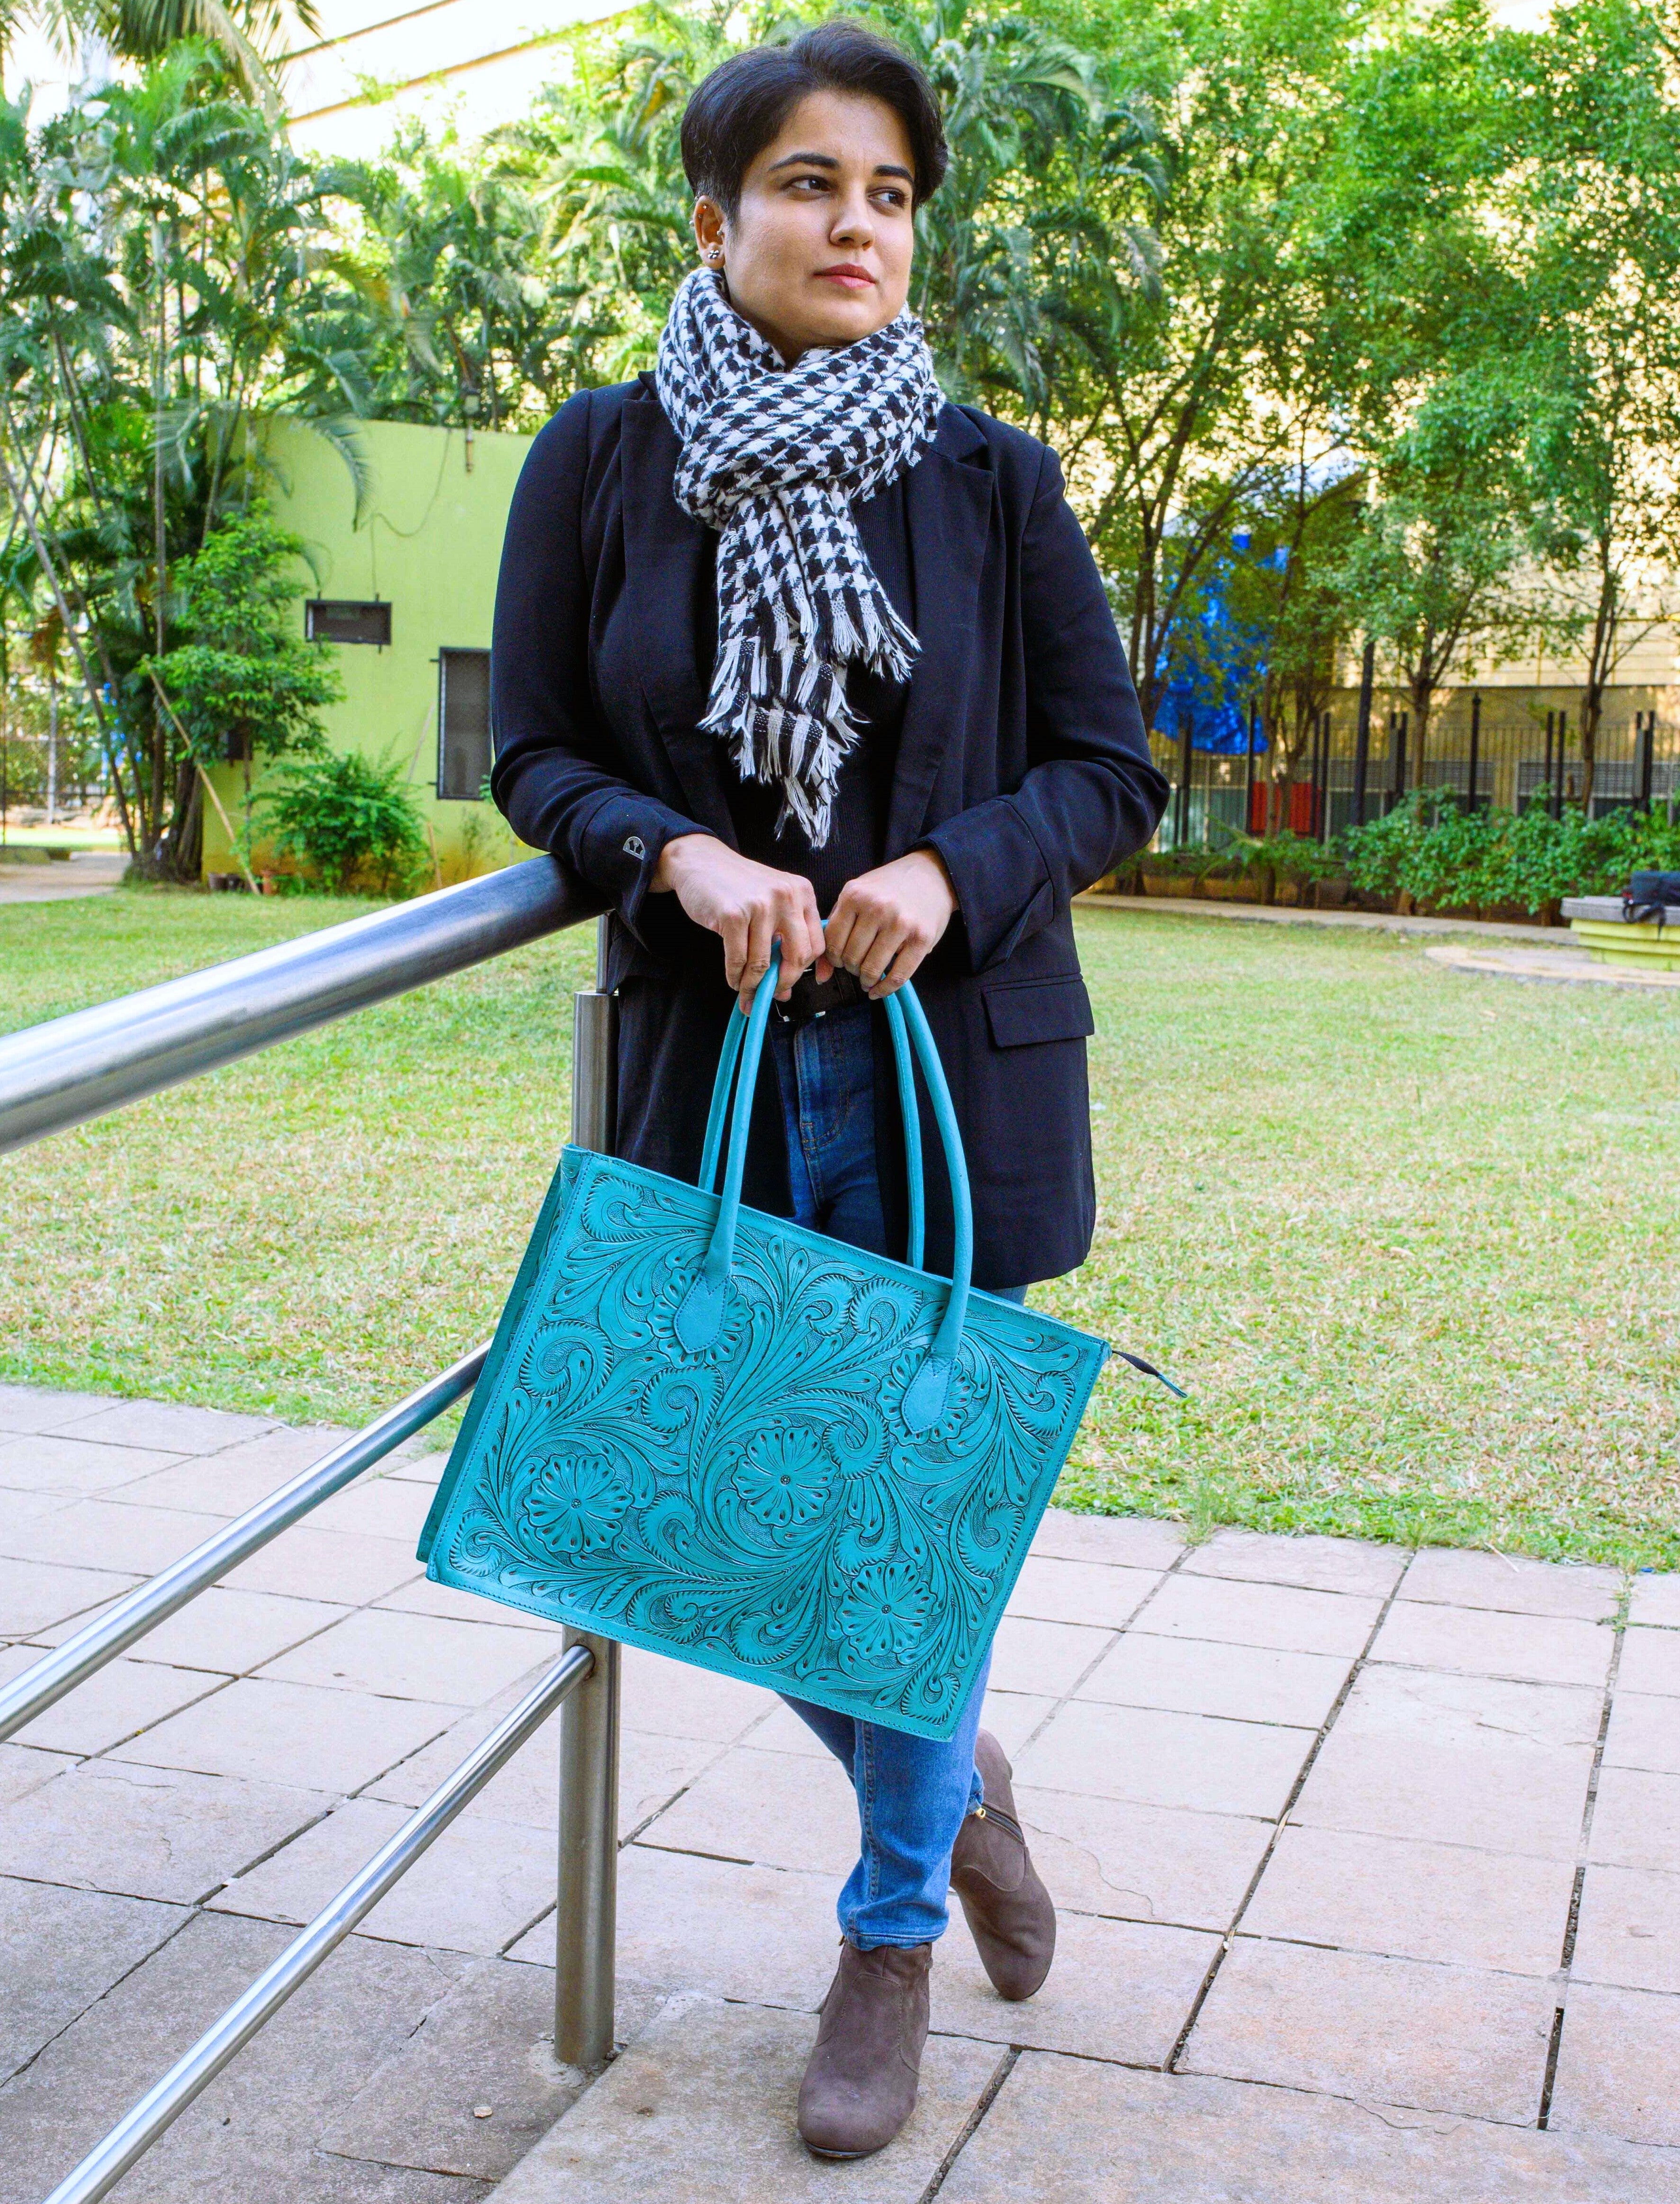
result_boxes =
[654,834,829,1014]
[825,850,958,999]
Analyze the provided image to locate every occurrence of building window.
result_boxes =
[437,647,492,802]
[305,599,391,648]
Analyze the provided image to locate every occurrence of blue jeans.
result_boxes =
[767,1000,1028,1949]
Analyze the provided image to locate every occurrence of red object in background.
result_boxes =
[1250,783,1316,834]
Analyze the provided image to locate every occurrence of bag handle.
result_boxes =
[697,973,927,1270]
[680,943,972,1433]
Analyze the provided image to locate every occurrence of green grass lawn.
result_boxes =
[2,887,1676,1568]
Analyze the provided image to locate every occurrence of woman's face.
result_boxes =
[694,89,917,363]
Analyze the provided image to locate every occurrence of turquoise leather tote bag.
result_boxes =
[417,946,1110,1741]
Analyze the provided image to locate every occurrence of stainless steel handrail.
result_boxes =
[42,1644,595,2204]
[0,854,603,1153]
[0,872,623,2191]
[0,1344,489,1743]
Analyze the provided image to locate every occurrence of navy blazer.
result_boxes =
[490,373,1168,1286]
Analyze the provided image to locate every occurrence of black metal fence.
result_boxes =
[1152,700,1680,852]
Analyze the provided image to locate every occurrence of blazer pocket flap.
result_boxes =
[982,974,1096,1048]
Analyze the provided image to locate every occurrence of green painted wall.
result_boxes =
[202,414,536,882]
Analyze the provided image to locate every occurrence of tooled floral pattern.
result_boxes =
[733,1426,832,1529]
[435,1151,1106,1735]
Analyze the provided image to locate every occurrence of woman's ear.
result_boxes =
[692,196,727,269]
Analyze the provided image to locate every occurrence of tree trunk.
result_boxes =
[164,762,202,884]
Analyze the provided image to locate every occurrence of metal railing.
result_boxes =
[0,857,625,2201]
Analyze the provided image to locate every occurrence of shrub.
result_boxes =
[1342,797,1680,917]
[258,750,427,896]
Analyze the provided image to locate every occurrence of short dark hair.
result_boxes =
[681,20,948,218]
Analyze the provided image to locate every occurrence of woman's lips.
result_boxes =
[815,266,875,290]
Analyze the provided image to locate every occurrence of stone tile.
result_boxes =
[0,1741,76,1806]
[1014,1787,1270,1930]
[221,1524,423,1606]
[109,1677,455,1793]
[53,1400,276,1455]
[0,1759,333,1903]
[128,1587,349,1675]
[746,1701,835,1759]
[1590,1767,1680,1874]
[0,1383,120,1435]
[1016,1699,1308,1819]
[1077,1633,1349,1729]
[370,1701,717,1842]
[0,1557,138,1638]
[1605,1692,1680,1777]
[978,1689,1056,1761]
[375,1576,561,1631]
[0,1432,184,1497]
[1292,1666,1598,1859]
[1244,1824,1573,1974]
[1629,1574,1680,1628]
[0,1876,185,2083]
[935,1905,1216,2063]
[637,1746,859,1876]
[618,1645,778,1744]
[1136,1574,1380,1658]
[12,1655,229,1755]
[257,1607,552,1707]
[1183,1937,1557,2123]
[1371,1600,1614,1690]
[937,2052,1680,2204]
[1402,1546,1622,1622]
[1182,1528,1406,1599]
[1571,1865,1680,1995]
[1031,1508,1185,1569]
[543,1846,841,2010]
[113,1426,346,1516]
[986,1614,1112,1696]
[1618,1627,1680,1700]
[211,1795,554,1955]
[320,1956,578,2180]
[1004,1556,1160,1629]
[0,1496,226,1576]
[0,1907,473,2204]
[1547,1982,1680,2148]
[308,1473,437,1543]
[491,1993,1003,2204]
[382,1446,449,1487]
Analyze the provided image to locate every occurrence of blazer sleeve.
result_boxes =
[489,392,714,938]
[917,444,1169,973]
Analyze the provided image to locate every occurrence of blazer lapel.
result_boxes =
[885,410,994,855]
[619,387,739,843]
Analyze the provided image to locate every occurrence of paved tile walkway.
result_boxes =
[0,1382,1676,2201]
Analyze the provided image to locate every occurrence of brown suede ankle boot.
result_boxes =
[797,1937,931,2160]
[949,1729,1056,2001]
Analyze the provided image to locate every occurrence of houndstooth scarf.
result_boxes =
[655,268,943,848]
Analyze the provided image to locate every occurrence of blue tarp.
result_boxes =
[1154,534,1278,753]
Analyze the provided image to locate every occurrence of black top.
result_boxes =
[486,379,1169,1286]
[717,476,911,917]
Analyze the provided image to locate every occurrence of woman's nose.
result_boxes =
[830,193,875,249]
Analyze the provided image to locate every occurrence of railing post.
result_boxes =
[554,915,621,2074]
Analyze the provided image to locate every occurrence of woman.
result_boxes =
[490,19,1168,2160]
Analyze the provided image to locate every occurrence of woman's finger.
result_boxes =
[717,905,749,993]
[739,901,776,1013]
[867,928,928,998]
[860,918,911,994]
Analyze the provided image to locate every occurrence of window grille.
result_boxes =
[437,647,492,802]
[305,599,391,647]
